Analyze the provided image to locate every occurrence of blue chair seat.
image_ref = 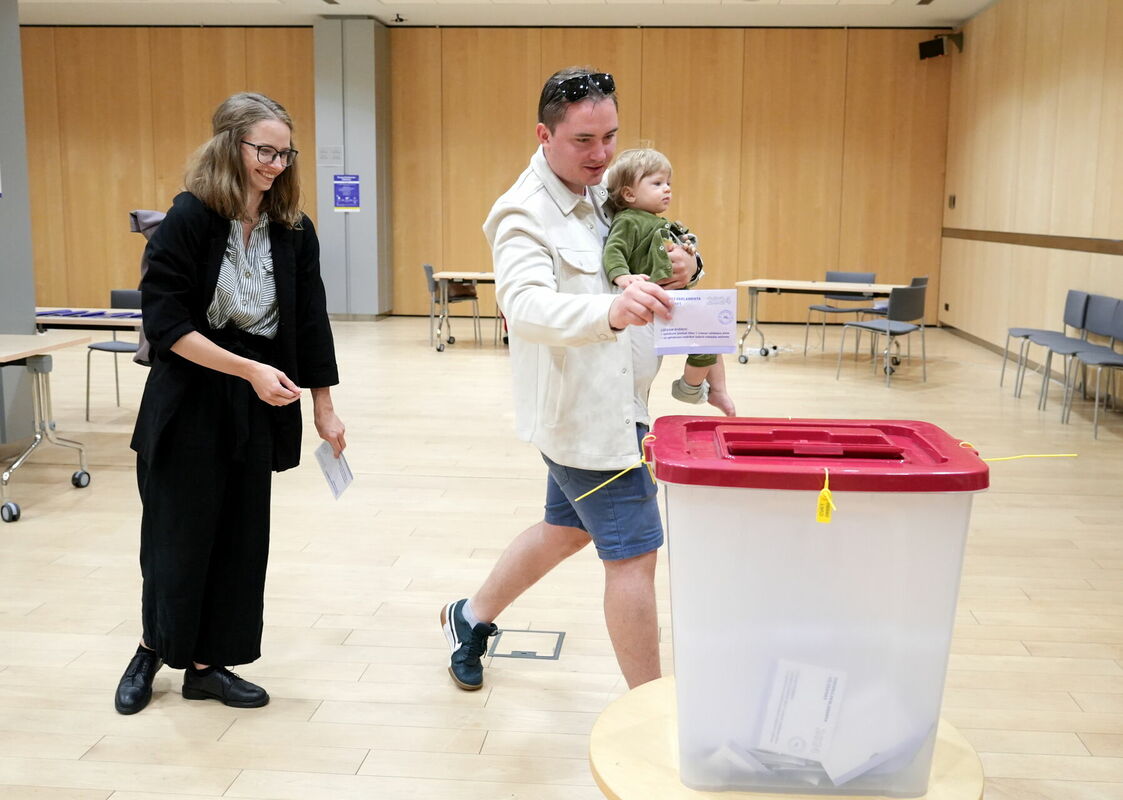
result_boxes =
[846,319,919,337]
[89,340,139,354]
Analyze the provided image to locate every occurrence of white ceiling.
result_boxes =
[19,0,996,30]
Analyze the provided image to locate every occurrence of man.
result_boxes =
[441,67,696,691]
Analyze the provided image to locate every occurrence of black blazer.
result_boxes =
[130,191,339,471]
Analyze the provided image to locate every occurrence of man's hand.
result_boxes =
[657,244,696,290]
[608,280,675,330]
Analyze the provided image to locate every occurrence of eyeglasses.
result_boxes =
[241,140,298,167]
[553,72,615,103]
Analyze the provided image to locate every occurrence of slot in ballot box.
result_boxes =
[645,417,989,797]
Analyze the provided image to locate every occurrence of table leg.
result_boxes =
[737,288,766,364]
[436,278,450,351]
[0,355,89,522]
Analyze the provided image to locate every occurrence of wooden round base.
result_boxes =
[590,677,983,800]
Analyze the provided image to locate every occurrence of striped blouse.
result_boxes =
[206,214,279,339]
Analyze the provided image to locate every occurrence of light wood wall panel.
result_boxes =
[148,28,248,209]
[1092,0,1123,239]
[639,28,745,308]
[54,27,157,309]
[838,29,950,324]
[387,27,951,321]
[22,26,317,308]
[738,28,847,322]
[390,28,443,319]
[20,28,68,307]
[440,28,541,319]
[245,27,317,228]
[539,29,644,153]
[941,0,1122,351]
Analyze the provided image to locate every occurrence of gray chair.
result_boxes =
[1019,293,1113,410]
[1005,289,1089,394]
[857,276,929,319]
[835,284,927,387]
[803,270,876,354]
[86,289,141,421]
[1061,299,1123,438]
[423,263,481,348]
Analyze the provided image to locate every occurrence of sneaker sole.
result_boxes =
[440,602,484,691]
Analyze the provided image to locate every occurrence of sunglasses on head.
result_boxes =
[554,72,616,102]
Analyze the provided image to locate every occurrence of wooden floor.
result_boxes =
[1,316,1120,800]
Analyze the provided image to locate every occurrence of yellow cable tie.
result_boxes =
[816,468,837,524]
[574,434,658,502]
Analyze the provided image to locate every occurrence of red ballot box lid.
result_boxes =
[647,416,989,492]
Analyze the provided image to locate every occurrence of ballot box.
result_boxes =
[646,416,989,796]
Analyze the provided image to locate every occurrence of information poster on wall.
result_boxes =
[333,174,360,212]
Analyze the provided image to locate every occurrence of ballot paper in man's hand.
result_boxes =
[654,289,737,356]
[315,440,353,499]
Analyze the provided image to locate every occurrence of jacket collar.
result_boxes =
[530,146,609,217]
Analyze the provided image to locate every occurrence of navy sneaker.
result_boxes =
[441,598,498,691]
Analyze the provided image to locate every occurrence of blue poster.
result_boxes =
[333,174,360,212]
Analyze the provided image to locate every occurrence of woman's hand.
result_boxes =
[246,362,301,406]
[312,387,346,457]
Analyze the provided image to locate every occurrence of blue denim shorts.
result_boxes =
[541,425,664,561]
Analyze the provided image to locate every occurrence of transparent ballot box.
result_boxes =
[646,417,989,796]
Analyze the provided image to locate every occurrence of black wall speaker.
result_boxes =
[918,37,946,60]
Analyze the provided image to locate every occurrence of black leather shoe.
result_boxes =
[114,649,163,715]
[182,666,269,708]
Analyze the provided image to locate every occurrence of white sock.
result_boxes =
[462,599,483,628]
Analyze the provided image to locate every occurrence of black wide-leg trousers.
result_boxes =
[137,365,275,670]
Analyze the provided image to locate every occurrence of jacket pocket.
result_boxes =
[555,247,605,295]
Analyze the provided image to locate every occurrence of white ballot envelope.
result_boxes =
[755,659,847,764]
[315,440,353,500]
[654,289,737,356]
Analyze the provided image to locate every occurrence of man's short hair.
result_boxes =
[538,66,619,132]
[604,148,673,213]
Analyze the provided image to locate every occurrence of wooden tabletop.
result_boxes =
[432,271,495,282]
[735,279,904,294]
[35,307,144,329]
[0,331,92,364]
[590,676,984,800]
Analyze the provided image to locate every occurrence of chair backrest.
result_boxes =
[422,263,437,297]
[1084,294,1118,339]
[886,285,926,323]
[910,276,929,287]
[824,270,876,301]
[1110,299,1123,345]
[1061,289,1090,331]
[129,210,164,367]
[110,289,141,309]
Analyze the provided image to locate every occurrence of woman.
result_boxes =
[114,92,345,714]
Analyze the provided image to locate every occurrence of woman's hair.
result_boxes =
[184,92,303,228]
[603,148,673,214]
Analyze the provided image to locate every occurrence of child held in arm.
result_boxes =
[602,148,736,416]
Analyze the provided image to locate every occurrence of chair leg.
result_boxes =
[429,296,435,347]
[884,334,893,387]
[85,349,92,422]
[835,327,848,380]
[803,309,813,356]
[920,325,927,382]
[1000,333,1012,386]
[1093,367,1104,439]
[1014,339,1032,398]
[1038,350,1053,411]
[113,353,121,407]
[471,297,481,345]
[1061,356,1074,424]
